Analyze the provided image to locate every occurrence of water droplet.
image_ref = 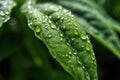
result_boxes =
[45,26,48,29]
[0,11,5,16]
[28,22,32,26]
[28,5,32,9]
[71,14,74,17]
[51,25,55,29]
[68,60,71,63]
[81,45,84,48]
[57,15,60,19]
[68,51,72,55]
[86,46,90,51]
[61,17,64,20]
[74,30,79,35]
[63,9,68,13]
[74,52,77,55]
[60,33,63,37]
[86,74,90,80]
[60,38,63,41]
[66,54,68,57]
[42,20,46,23]
[35,26,41,32]
[61,26,66,30]
[80,34,87,40]
[48,20,51,24]
[92,57,95,61]
[62,55,65,57]
[71,38,75,41]
[77,60,81,64]
[87,40,91,43]
[49,16,52,19]
[48,34,52,38]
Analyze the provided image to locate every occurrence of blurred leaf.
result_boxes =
[0,34,22,61]
[102,0,120,21]
[10,53,26,80]
[22,1,98,80]
[0,0,16,28]
[59,0,120,59]
[59,0,120,33]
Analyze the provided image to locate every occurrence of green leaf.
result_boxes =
[22,1,98,80]
[59,0,120,59]
[0,0,16,28]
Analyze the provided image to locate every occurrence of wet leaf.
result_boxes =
[0,0,16,27]
[21,1,98,80]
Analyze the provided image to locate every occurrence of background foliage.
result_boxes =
[0,0,120,80]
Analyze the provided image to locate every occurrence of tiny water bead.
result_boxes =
[68,60,72,63]
[49,16,52,19]
[0,11,5,16]
[51,25,56,29]
[74,52,77,55]
[48,34,52,38]
[68,51,72,55]
[61,25,66,30]
[60,33,63,37]
[60,38,63,41]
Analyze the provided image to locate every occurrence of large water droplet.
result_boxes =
[86,46,90,52]
[35,26,41,32]
[80,34,87,40]
[74,30,79,36]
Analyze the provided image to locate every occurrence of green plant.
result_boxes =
[0,0,120,80]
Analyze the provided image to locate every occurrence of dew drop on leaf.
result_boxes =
[61,25,66,30]
[80,34,87,40]
[73,30,79,35]
[48,34,52,38]
[86,46,90,51]
[35,26,41,32]
[0,11,5,16]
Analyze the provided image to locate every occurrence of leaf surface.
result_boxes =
[22,1,98,80]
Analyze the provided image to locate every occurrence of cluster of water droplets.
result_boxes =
[24,2,97,79]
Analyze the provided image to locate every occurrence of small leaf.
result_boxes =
[0,0,16,28]
[22,1,98,80]
[59,0,120,59]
